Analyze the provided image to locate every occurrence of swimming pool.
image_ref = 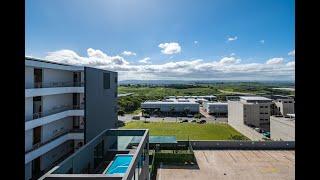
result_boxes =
[105,154,133,175]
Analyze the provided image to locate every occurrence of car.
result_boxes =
[179,119,188,123]
[187,114,193,118]
[143,115,150,118]
[263,132,270,138]
[198,120,206,124]
[190,119,197,123]
[254,128,260,132]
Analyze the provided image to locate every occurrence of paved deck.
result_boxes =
[157,150,295,180]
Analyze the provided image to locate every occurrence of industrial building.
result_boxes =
[203,102,228,117]
[141,99,199,114]
[165,95,217,101]
[270,115,295,141]
[25,57,118,180]
[228,96,272,131]
[272,98,295,116]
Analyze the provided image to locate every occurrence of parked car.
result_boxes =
[190,119,197,123]
[132,116,140,120]
[180,119,188,123]
[263,132,270,138]
[198,120,206,124]
[143,115,150,118]
[254,128,260,132]
[187,114,193,118]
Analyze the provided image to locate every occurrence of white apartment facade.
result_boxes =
[228,96,272,131]
[25,58,85,180]
[25,57,118,180]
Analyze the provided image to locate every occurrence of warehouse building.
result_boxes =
[141,99,199,114]
[203,102,228,117]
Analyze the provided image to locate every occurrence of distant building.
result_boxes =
[228,96,272,131]
[203,102,228,117]
[270,115,295,141]
[141,99,199,114]
[165,95,217,101]
[272,98,295,116]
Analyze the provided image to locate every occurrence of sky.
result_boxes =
[26,0,295,81]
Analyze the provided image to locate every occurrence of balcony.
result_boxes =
[25,81,84,97]
[25,129,84,164]
[25,105,84,130]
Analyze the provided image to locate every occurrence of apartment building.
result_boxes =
[25,57,118,180]
[228,96,272,131]
[203,102,228,116]
[270,115,295,141]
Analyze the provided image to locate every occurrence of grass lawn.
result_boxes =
[121,121,248,140]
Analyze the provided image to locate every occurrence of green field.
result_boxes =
[121,121,248,140]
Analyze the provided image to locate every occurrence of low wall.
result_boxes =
[178,140,295,150]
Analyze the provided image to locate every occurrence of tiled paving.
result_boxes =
[157,150,294,180]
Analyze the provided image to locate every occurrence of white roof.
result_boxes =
[142,101,198,105]
[240,96,272,101]
[206,102,228,105]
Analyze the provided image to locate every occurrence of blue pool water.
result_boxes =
[105,154,133,175]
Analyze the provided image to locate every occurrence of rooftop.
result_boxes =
[240,96,272,101]
[142,100,199,104]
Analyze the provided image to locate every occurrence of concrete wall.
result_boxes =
[42,117,73,142]
[25,97,33,121]
[274,100,295,116]
[85,67,118,142]
[25,129,33,151]
[41,141,74,171]
[43,68,74,84]
[25,66,34,88]
[270,116,295,141]
[25,162,32,180]
[183,140,295,150]
[228,101,244,126]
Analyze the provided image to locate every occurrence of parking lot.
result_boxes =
[157,150,295,180]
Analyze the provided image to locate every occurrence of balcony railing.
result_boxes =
[26,81,84,89]
[26,104,84,122]
[25,128,84,154]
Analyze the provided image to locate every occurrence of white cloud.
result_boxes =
[288,49,295,56]
[122,51,136,56]
[194,41,198,44]
[44,49,294,81]
[260,40,265,44]
[266,57,284,65]
[230,53,236,56]
[219,57,241,65]
[45,48,129,66]
[158,42,181,54]
[286,61,295,67]
[139,57,151,64]
[227,36,238,41]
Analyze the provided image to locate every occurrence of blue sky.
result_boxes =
[26,0,295,81]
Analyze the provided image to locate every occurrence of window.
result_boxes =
[260,106,263,108]
[265,106,268,108]
[103,73,110,89]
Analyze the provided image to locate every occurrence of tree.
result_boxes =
[183,107,190,116]
[194,113,202,119]
[118,110,125,116]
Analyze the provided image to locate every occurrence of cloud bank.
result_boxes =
[43,48,295,81]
